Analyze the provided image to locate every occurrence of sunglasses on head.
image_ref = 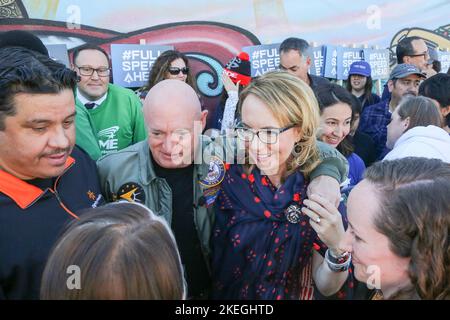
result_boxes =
[168,67,189,75]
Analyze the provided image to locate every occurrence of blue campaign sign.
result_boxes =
[242,43,280,77]
[438,50,450,74]
[363,48,390,80]
[110,44,173,88]
[45,44,70,67]
[336,47,364,80]
[323,45,338,79]
[310,46,325,77]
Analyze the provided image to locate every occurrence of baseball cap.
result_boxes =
[348,60,371,78]
[389,63,426,80]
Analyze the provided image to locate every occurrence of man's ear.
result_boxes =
[70,60,77,71]
[71,64,81,82]
[200,110,208,131]
[388,79,394,93]
[305,56,312,67]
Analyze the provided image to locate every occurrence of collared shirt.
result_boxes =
[358,99,391,159]
[0,146,104,299]
[76,88,108,109]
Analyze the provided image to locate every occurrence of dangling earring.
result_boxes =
[292,141,302,156]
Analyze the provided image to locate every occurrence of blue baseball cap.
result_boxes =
[348,61,371,78]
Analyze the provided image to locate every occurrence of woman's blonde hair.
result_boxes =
[237,71,321,177]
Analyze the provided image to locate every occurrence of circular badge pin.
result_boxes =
[199,156,226,188]
[285,204,302,224]
[117,182,146,203]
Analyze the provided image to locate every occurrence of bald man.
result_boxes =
[97,79,348,299]
[97,80,217,299]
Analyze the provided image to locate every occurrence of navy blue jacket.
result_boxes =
[358,93,381,111]
[0,146,104,299]
[381,83,391,102]
[358,99,391,160]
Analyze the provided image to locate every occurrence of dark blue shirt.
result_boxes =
[381,83,391,102]
[357,93,381,110]
[347,153,365,188]
[358,99,391,159]
[0,146,104,299]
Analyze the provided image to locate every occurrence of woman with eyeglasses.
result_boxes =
[211,71,352,300]
[137,50,198,101]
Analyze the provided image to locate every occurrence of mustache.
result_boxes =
[40,148,71,158]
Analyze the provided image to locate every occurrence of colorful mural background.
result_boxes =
[1,0,449,127]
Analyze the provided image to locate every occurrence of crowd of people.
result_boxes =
[0,30,449,301]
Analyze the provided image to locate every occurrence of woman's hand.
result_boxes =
[222,70,240,93]
[302,194,346,254]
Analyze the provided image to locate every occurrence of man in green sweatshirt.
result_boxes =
[72,44,147,159]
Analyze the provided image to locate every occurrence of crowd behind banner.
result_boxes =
[0,29,449,302]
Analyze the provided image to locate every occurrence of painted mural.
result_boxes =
[1,0,449,126]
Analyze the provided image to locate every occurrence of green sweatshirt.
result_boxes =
[75,83,147,158]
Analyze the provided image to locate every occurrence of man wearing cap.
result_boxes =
[381,36,430,101]
[347,60,381,110]
[359,63,426,159]
[279,37,330,91]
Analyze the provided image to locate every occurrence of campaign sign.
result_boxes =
[323,45,338,79]
[438,50,450,74]
[336,47,363,80]
[46,44,70,67]
[310,46,325,77]
[242,43,280,77]
[363,48,390,80]
[111,44,173,87]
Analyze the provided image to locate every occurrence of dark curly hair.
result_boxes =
[365,158,450,300]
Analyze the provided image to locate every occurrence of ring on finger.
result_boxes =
[316,217,321,223]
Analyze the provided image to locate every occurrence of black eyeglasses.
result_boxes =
[406,51,430,59]
[168,67,189,75]
[235,124,296,144]
[75,65,110,77]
